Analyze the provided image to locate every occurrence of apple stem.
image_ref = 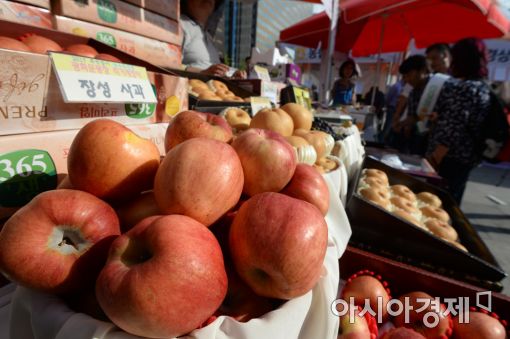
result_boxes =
[59,237,78,250]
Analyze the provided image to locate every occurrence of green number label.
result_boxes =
[96,32,117,47]
[97,0,117,23]
[125,103,156,119]
[125,85,157,119]
[0,150,57,207]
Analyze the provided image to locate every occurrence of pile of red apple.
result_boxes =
[0,34,121,62]
[0,110,332,338]
[337,271,509,339]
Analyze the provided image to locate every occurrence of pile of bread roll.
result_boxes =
[188,79,246,102]
[357,168,467,252]
[219,103,338,173]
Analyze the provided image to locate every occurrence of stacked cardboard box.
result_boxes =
[0,6,187,219]
[0,0,52,28]
[51,0,182,69]
[11,0,50,9]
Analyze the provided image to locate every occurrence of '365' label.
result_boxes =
[0,150,57,207]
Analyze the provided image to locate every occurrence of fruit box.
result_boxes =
[340,246,510,326]
[51,0,182,45]
[345,156,507,290]
[0,47,187,135]
[11,0,50,9]
[0,122,169,220]
[229,79,287,106]
[53,15,182,70]
[0,0,52,28]
[122,0,179,21]
[364,145,444,187]
[0,17,183,73]
[2,176,351,339]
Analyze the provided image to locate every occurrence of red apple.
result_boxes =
[0,189,120,294]
[164,110,233,152]
[229,192,328,299]
[381,327,426,339]
[452,311,507,339]
[217,262,278,322]
[65,44,98,58]
[154,137,243,227]
[95,53,122,63]
[393,291,452,339]
[342,275,390,320]
[115,191,161,232]
[281,163,329,215]
[96,215,227,338]
[338,304,372,339]
[67,119,160,202]
[232,128,297,196]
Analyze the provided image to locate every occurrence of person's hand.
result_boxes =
[201,64,230,77]
[232,70,247,79]
[427,144,449,170]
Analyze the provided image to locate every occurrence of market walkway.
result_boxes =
[462,163,510,295]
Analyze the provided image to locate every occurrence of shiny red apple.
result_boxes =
[164,110,233,152]
[67,119,160,202]
[96,215,227,338]
[229,192,328,299]
[342,275,390,320]
[281,163,329,215]
[452,311,507,339]
[381,327,426,339]
[115,191,161,232]
[0,189,120,294]
[154,137,243,227]
[338,304,373,339]
[393,291,452,339]
[232,128,297,196]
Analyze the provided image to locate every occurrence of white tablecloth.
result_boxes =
[3,177,352,339]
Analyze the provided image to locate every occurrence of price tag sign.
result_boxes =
[0,150,57,207]
[253,65,271,82]
[250,97,272,115]
[49,52,157,104]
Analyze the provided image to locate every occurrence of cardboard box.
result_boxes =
[54,15,182,69]
[340,246,510,325]
[0,0,52,28]
[0,122,169,218]
[231,79,285,105]
[123,0,179,21]
[51,0,182,45]
[346,156,506,288]
[11,0,50,9]
[0,48,187,135]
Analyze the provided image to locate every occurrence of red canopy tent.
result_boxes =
[281,0,510,56]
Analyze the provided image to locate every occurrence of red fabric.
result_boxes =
[280,0,509,56]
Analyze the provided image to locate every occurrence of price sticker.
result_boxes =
[49,52,157,104]
[0,150,57,207]
[250,97,272,115]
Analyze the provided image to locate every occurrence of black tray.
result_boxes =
[346,156,507,287]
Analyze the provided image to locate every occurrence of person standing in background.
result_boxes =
[391,55,431,154]
[331,59,359,106]
[180,0,246,78]
[426,43,451,74]
[427,38,491,204]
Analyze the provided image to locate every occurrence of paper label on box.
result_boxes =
[0,149,57,207]
[49,52,157,104]
[250,97,272,115]
[253,65,271,82]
